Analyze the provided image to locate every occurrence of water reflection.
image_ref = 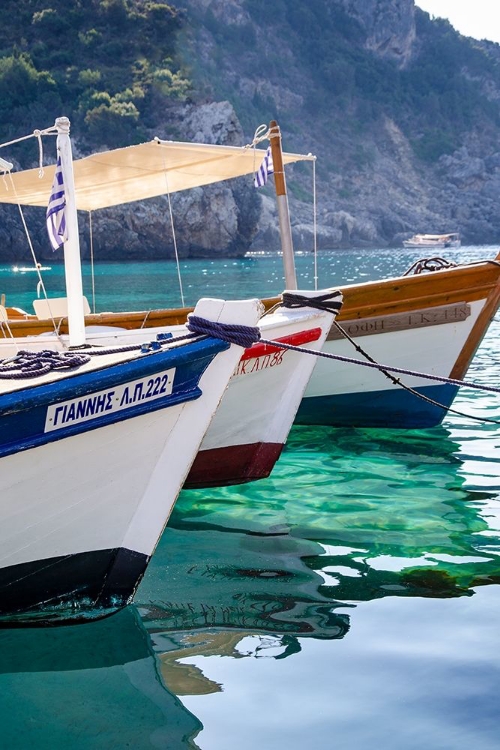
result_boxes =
[131,416,500,706]
[0,606,203,749]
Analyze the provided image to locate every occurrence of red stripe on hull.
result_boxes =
[184,442,284,489]
[240,328,322,361]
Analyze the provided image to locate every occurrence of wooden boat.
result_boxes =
[0,118,266,624]
[0,122,342,489]
[9,252,494,432]
[294,254,500,427]
[1,122,497,441]
[403,232,461,249]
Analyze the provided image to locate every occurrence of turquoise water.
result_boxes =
[0,247,499,749]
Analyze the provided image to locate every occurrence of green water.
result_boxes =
[0,248,499,749]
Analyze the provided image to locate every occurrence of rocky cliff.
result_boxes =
[3,0,500,262]
[173,0,500,251]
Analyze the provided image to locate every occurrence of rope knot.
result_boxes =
[186,315,261,349]
[281,291,343,316]
[404,257,457,275]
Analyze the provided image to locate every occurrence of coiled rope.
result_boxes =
[0,316,261,379]
[0,349,91,379]
[404,257,457,275]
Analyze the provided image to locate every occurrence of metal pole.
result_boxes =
[56,116,86,347]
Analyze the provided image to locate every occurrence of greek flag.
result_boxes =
[46,156,67,250]
[254,146,274,188]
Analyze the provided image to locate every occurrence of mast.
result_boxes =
[55,116,86,348]
[268,120,297,290]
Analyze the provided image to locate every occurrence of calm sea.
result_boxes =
[0,247,499,750]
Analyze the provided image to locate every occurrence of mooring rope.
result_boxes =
[0,316,261,379]
[278,291,500,425]
[327,317,497,424]
[186,316,261,348]
[404,257,457,275]
[258,337,500,424]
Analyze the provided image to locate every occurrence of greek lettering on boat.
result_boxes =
[45,368,175,432]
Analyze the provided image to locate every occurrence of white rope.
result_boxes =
[158,146,185,308]
[165,188,185,307]
[34,129,45,177]
[245,123,270,175]
[6,171,67,348]
[312,157,318,290]
[89,210,96,313]
[0,125,57,151]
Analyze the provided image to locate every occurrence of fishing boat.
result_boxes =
[0,122,498,436]
[0,121,342,488]
[294,253,500,427]
[403,232,461,248]
[0,117,268,625]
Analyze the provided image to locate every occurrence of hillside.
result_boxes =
[1,0,500,260]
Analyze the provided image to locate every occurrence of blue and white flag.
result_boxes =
[254,146,274,188]
[46,155,67,250]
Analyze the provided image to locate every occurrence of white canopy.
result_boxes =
[0,138,315,212]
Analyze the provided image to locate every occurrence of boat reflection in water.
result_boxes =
[135,418,500,697]
[0,418,498,743]
[0,606,203,747]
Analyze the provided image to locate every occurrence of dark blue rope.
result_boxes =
[259,338,500,396]
[0,349,91,379]
[187,316,261,349]
[0,315,261,380]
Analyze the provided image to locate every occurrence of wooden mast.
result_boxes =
[268,120,297,290]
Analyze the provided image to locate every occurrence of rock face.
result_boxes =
[0,101,261,262]
[4,0,500,261]
[338,0,416,67]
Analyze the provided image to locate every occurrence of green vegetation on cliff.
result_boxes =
[1,0,500,165]
[0,0,190,151]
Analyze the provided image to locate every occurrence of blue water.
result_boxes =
[0,247,499,749]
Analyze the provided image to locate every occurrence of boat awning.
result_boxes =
[0,139,315,212]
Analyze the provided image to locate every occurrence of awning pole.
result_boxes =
[56,116,86,347]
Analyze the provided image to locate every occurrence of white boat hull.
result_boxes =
[0,298,261,623]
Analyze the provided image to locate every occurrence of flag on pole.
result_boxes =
[46,155,67,250]
[254,146,274,188]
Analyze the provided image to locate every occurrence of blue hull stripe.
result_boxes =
[295,384,460,428]
[0,337,228,458]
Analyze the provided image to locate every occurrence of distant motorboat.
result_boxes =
[12,265,51,273]
[403,232,461,249]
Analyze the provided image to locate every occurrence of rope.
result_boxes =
[259,339,500,394]
[404,257,457,275]
[329,318,500,424]
[89,211,96,314]
[7,171,66,348]
[155,141,186,308]
[278,292,499,424]
[312,158,318,291]
[187,316,261,348]
[281,290,343,315]
[0,125,57,151]
[258,338,500,425]
[0,349,90,379]
[0,315,261,380]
